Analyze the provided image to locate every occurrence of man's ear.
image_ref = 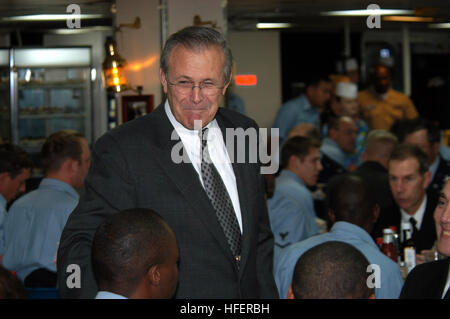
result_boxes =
[0,171,10,183]
[148,264,160,286]
[423,170,431,189]
[160,69,168,94]
[221,74,232,95]
[287,284,295,299]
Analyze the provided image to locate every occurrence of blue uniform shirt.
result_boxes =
[0,193,6,255]
[268,170,320,263]
[320,137,350,169]
[274,221,404,299]
[273,95,320,144]
[95,291,128,299]
[3,178,79,281]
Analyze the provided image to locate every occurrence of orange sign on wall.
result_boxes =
[235,74,257,86]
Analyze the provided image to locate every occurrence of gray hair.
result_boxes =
[160,26,233,85]
[366,129,398,146]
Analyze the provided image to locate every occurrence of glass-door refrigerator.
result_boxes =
[2,47,92,153]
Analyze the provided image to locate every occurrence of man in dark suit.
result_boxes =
[401,118,450,196]
[56,26,278,299]
[355,129,398,240]
[387,144,437,253]
[400,177,450,299]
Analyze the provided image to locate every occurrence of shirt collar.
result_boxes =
[39,178,79,201]
[95,291,128,299]
[279,169,306,187]
[330,221,377,248]
[400,194,427,230]
[320,137,348,167]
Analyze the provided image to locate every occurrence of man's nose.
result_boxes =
[190,86,204,103]
[317,161,323,172]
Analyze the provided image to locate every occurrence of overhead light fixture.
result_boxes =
[1,14,103,22]
[429,23,450,29]
[382,16,434,22]
[49,26,115,35]
[102,37,127,93]
[321,9,414,16]
[257,23,293,29]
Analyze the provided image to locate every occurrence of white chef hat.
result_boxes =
[335,82,358,99]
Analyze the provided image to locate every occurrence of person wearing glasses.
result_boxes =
[57,26,278,299]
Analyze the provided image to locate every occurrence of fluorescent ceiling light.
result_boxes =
[257,23,293,29]
[382,16,434,22]
[321,9,414,16]
[2,14,103,22]
[429,23,450,29]
[49,26,114,34]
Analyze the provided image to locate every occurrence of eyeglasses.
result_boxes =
[167,80,224,96]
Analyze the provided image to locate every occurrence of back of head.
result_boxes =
[40,130,85,175]
[280,136,320,170]
[91,208,177,298]
[292,241,373,299]
[326,173,376,227]
[0,266,27,299]
[365,129,398,162]
[0,143,33,178]
[160,26,232,84]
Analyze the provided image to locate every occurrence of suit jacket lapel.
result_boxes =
[152,104,238,265]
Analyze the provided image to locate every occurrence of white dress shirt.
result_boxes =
[443,264,450,299]
[400,194,427,240]
[164,101,243,233]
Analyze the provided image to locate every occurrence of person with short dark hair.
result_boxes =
[92,208,179,299]
[0,265,27,299]
[0,143,33,263]
[288,241,375,299]
[358,63,418,130]
[268,136,323,263]
[387,144,437,253]
[273,74,332,144]
[275,173,404,299]
[392,118,450,196]
[2,130,90,287]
